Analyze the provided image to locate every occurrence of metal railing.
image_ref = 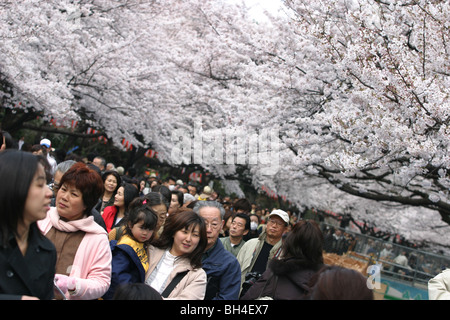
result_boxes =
[320,223,450,288]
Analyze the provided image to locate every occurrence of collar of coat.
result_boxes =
[269,257,323,276]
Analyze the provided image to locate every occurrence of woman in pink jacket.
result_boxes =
[38,162,112,300]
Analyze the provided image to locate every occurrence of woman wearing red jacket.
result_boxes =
[102,182,139,233]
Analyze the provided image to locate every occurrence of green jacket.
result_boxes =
[220,237,246,257]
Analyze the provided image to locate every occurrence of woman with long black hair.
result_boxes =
[0,150,56,300]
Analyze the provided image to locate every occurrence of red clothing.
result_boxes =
[102,205,118,233]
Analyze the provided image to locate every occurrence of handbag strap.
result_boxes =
[257,271,278,299]
[161,270,189,298]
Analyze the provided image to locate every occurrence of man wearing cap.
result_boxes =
[40,138,57,175]
[236,209,289,296]
[197,186,213,201]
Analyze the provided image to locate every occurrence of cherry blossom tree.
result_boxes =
[1,0,449,249]
[164,0,450,248]
[237,0,450,227]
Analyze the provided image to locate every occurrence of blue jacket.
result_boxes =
[102,240,146,300]
[202,239,241,300]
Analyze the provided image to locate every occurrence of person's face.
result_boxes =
[266,215,286,240]
[169,194,180,214]
[114,186,125,208]
[152,204,168,231]
[23,164,53,225]
[56,182,86,221]
[0,135,5,151]
[179,186,188,194]
[229,216,248,238]
[52,170,64,195]
[130,220,154,243]
[198,207,223,250]
[92,158,104,170]
[32,149,43,156]
[170,225,201,256]
[104,174,118,193]
[188,186,197,196]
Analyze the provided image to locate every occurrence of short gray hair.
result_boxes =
[55,160,77,174]
[193,201,225,220]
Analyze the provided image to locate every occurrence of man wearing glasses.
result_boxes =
[193,201,242,300]
[237,209,289,297]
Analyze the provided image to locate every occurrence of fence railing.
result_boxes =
[320,222,450,288]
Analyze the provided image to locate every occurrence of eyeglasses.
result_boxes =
[267,219,286,227]
[205,221,221,230]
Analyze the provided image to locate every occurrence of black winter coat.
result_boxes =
[0,223,56,300]
[241,258,323,300]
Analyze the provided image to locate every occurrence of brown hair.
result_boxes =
[152,210,207,269]
[59,162,104,216]
[281,220,324,265]
[309,265,374,300]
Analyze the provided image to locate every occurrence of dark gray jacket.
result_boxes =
[241,258,323,300]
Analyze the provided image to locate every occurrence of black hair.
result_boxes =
[171,190,184,207]
[233,213,251,231]
[1,131,18,149]
[120,182,140,210]
[124,197,158,243]
[0,150,42,246]
[145,188,170,209]
[233,198,252,213]
[101,170,122,193]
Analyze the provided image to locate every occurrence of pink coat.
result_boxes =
[38,207,112,300]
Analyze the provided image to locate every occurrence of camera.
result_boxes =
[240,272,262,298]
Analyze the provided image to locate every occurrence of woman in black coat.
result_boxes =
[0,150,56,300]
[241,220,324,300]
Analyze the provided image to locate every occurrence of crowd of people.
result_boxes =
[0,135,447,300]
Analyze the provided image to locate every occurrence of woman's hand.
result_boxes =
[54,274,78,293]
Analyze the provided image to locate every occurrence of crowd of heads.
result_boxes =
[0,132,375,300]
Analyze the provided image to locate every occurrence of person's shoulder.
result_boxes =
[102,205,117,215]
[148,244,166,256]
[434,268,450,280]
[189,266,207,277]
[216,242,240,267]
[31,223,55,252]
[241,237,259,249]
